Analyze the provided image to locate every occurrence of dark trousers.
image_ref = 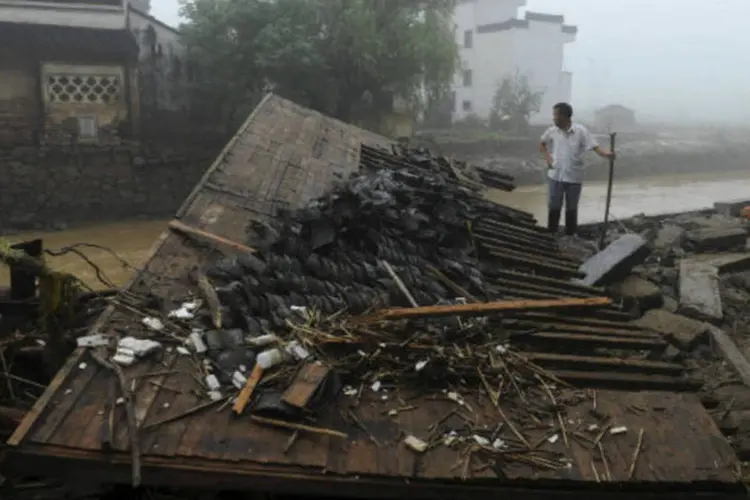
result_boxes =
[547,179,582,235]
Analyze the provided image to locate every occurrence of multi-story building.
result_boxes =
[452,0,577,125]
[0,0,184,146]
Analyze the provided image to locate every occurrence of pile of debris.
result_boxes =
[66,144,701,490]
[577,202,750,462]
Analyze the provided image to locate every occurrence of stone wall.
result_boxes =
[0,144,215,232]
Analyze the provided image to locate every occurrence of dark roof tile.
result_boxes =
[0,22,138,60]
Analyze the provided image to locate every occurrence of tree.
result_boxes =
[489,72,544,133]
[179,0,458,131]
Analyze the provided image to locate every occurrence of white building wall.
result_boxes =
[515,20,566,124]
[466,29,514,119]
[450,0,575,124]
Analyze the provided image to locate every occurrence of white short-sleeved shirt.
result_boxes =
[541,123,599,184]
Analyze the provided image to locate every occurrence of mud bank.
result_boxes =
[423,133,749,186]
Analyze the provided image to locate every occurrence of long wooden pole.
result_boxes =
[599,132,617,250]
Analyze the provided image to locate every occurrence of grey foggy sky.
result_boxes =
[152,0,750,124]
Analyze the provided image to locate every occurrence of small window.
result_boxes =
[462,69,472,87]
[77,116,98,140]
[463,30,473,48]
[462,100,472,112]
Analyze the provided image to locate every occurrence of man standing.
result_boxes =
[539,102,615,236]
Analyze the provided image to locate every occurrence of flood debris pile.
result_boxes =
[80,145,667,481]
[576,205,750,461]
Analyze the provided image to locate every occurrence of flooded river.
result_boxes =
[491,170,750,225]
[1,170,748,289]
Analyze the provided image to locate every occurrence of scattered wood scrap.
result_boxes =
[364,297,612,321]
[169,219,256,255]
[282,363,332,410]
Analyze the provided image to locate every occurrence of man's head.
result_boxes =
[553,102,573,128]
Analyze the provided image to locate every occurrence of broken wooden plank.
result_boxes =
[685,227,747,252]
[282,364,332,410]
[577,234,650,286]
[249,415,348,439]
[524,352,684,375]
[707,324,750,388]
[366,297,612,321]
[505,319,661,338]
[678,259,723,324]
[169,219,257,254]
[633,308,708,350]
[233,364,264,415]
[521,332,667,350]
[549,370,702,391]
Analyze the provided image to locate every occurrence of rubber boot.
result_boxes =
[565,210,578,236]
[547,209,561,233]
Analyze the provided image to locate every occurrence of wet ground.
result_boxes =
[1,170,747,289]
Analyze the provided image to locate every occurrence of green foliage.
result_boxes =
[179,0,459,131]
[489,72,544,133]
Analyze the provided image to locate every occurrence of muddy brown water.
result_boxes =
[489,170,750,225]
[1,171,747,290]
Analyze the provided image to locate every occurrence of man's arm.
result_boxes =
[539,141,553,167]
[539,129,553,167]
[593,145,615,160]
[584,128,615,159]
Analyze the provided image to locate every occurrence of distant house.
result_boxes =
[595,104,636,132]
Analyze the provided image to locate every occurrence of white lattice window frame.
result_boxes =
[41,63,124,106]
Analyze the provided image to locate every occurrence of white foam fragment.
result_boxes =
[285,341,309,360]
[473,435,490,446]
[205,374,221,391]
[78,362,87,370]
[496,344,509,354]
[76,334,110,348]
[343,386,358,396]
[119,337,162,358]
[493,438,506,449]
[447,391,466,406]
[188,331,207,353]
[232,371,248,389]
[169,306,195,320]
[548,434,560,444]
[208,390,223,401]
[246,334,279,347]
[176,346,190,355]
[415,360,429,371]
[141,317,164,331]
[183,300,200,310]
[403,435,428,453]
[587,424,599,432]
[112,353,135,366]
[371,381,381,392]
[388,409,398,416]
[610,426,628,435]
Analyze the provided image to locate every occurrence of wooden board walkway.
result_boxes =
[5,95,745,498]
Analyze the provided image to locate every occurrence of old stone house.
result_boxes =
[0,0,141,146]
[0,0,187,147]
